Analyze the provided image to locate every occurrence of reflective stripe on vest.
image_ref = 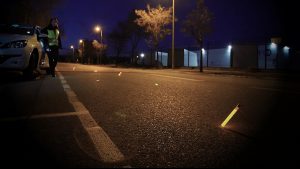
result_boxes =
[47,29,60,46]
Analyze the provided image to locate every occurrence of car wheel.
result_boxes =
[23,52,38,79]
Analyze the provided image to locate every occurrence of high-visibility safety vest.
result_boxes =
[47,29,60,46]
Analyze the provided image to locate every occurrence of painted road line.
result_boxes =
[56,71,126,163]
[0,112,86,122]
[149,74,205,82]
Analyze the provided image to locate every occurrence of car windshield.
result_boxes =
[0,24,34,35]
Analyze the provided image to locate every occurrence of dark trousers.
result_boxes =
[47,46,59,76]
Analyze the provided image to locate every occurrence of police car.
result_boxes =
[0,24,50,77]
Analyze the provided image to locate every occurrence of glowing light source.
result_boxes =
[221,104,240,128]
[118,72,122,76]
[94,25,101,33]
[270,43,277,49]
[70,45,74,49]
[140,53,145,58]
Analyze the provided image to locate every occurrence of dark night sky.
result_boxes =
[53,0,285,51]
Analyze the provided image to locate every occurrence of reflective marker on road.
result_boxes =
[96,80,100,82]
[155,83,159,86]
[221,104,240,128]
[73,67,76,71]
[118,72,122,76]
[94,70,98,73]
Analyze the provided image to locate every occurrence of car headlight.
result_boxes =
[1,40,28,49]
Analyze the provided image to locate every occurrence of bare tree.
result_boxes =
[126,10,148,65]
[92,40,107,64]
[135,4,172,65]
[108,22,130,65]
[182,0,213,72]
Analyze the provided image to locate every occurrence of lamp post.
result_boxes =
[94,25,103,64]
[172,0,175,69]
[79,39,84,64]
[70,45,75,62]
[94,25,103,44]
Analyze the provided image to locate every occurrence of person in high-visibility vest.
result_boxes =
[42,17,62,77]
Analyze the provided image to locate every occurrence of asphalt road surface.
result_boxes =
[1,63,299,168]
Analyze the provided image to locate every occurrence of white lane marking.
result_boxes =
[0,112,86,122]
[149,74,205,82]
[61,79,67,84]
[251,87,300,95]
[56,71,125,163]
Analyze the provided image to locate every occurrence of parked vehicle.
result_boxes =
[0,24,50,77]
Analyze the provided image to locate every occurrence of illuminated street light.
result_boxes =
[140,53,145,65]
[94,25,104,65]
[79,39,85,64]
[172,0,175,69]
[94,25,103,44]
[70,45,75,62]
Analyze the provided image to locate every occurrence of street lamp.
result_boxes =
[172,0,175,69]
[94,25,104,64]
[140,53,145,65]
[94,25,103,44]
[70,45,75,62]
[79,39,85,64]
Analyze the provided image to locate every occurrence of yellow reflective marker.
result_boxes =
[155,83,159,86]
[221,104,240,128]
[73,67,76,71]
[118,72,122,76]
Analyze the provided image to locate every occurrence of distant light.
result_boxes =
[283,46,290,50]
[137,56,139,58]
[270,43,277,49]
[94,25,101,33]
[155,83,159,86]
[70,45,74,49]
[283,46,290,55]
[27,31,31,34]
[228,45,232,53]
[79,39,83,44]
[140,53,145,58]
[118,72,122,76]
[202,48,205,54]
